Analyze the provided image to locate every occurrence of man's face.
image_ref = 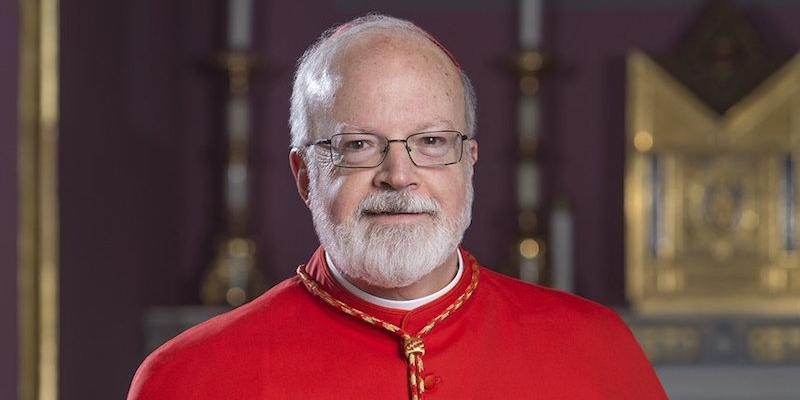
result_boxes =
[299,34,478,288]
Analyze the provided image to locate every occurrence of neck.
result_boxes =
[345,251,460,301]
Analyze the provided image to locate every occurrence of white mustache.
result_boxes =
[358,192,439,216]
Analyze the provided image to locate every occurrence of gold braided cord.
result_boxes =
[297,257,480,400]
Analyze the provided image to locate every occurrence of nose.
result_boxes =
[373,140,419,190]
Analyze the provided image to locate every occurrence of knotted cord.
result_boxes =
[297,258,480,400]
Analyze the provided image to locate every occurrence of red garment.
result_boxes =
[128,247,667,399]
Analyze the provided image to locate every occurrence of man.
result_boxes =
[128,14,667,399]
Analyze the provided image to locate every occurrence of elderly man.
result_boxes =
[128,14,667,400]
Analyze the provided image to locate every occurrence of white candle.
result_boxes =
[550,200,574,292]
[517,162,540,209]
[518,96,540,141]
[519,0,543,48]
[228,0,253,49]
[519,259,540,284]
[227,97,249,141]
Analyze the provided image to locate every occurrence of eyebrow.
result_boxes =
[335,123,372,133]
[336,120,457,134]
[411,120,457,132]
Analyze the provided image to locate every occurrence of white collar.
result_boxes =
[325,251,464,311]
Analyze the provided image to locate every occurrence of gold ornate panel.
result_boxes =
[626,51,800,314]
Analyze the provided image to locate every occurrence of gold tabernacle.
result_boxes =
[625,51,800,315]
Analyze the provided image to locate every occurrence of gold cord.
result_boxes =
[297,257,480,400]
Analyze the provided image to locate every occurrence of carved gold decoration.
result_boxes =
[213,51,258,97]
[625,314,800,364]
[201,237,264,306]
[19,0,60,399]
[514,50,546,96]
[511,48,550,283]
[519,237,542,259]
[631,325,702,363]
[626,51,800,314]
[748,326,800,363]
[201,7,265,306]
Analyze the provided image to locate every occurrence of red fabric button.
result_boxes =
[423,375,442,391]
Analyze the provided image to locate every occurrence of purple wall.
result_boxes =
[59,1,222,398]
[0,1,19,398]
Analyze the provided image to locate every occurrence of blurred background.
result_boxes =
[3,0,800,399]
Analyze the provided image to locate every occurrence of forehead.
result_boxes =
[327,32,466,132]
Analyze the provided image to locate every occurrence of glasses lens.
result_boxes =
[407,131,463,166]
[330,133,384,167]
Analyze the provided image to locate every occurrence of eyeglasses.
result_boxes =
[309,131,469,168]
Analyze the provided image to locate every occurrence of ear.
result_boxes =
[289,148,311,207]
[468,139,478,165]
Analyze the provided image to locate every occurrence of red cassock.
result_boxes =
[128,247,668,399]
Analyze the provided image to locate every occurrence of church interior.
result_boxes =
[2,0,799,398]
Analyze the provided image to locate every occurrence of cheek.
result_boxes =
[433,170,469,212]
[445,167,472,208]
[320,175,369,223]
[446,187,468,212]
[310,168,340,213]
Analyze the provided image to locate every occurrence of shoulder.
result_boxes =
[474,267,658,376]
[156,276,308,353]
[476,267,627,331]
[127,276,308,399]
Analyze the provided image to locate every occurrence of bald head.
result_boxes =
[333,30,460,81]
[289,14,476,148]
[330,32,466,132]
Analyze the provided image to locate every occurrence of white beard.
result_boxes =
[308,170,473,288]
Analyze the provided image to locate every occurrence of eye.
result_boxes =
[419,134,448,146]
[334,134,379,153]
[343,140,367,150]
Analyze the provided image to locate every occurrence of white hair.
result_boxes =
[289,14,477,148]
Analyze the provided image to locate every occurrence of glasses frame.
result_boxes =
[309,130,470,168]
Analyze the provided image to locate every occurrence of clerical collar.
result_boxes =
[325,251,464,311]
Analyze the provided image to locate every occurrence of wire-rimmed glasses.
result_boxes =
[309,130,469,168]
